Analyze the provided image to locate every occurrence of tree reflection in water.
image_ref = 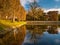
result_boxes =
[0,25,26,45]
[0,25,58,45]
[26,25,58,44]
[47,25,58,34]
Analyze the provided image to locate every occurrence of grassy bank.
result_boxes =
[0,19,26,30]
[0,19,26,27]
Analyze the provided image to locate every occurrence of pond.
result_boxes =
[23,25,60,45]
[0,25,60,45]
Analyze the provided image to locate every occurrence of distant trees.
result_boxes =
[26,0,44,21]
[58,14,60,21]
[47,11,58,21]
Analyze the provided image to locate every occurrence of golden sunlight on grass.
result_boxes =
[0,19,26,28]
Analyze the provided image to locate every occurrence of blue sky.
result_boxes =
[20,0,60,10]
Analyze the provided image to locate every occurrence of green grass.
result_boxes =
[0,25,4,30]
[0,23,8,30]
[0,19,26,29]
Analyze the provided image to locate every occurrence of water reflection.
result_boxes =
[23,25,60,45]
[0,25,26,45]
[0,25,60,45]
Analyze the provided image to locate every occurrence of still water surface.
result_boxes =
[23,26,60,45]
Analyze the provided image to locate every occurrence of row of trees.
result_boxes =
[26,0,59,21]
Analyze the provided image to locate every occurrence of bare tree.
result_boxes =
[27,0,43,21]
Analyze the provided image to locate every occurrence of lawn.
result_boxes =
[0,19,26,29]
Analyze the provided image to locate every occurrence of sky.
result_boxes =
[21,0,60,9]
[20,0,60,12]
